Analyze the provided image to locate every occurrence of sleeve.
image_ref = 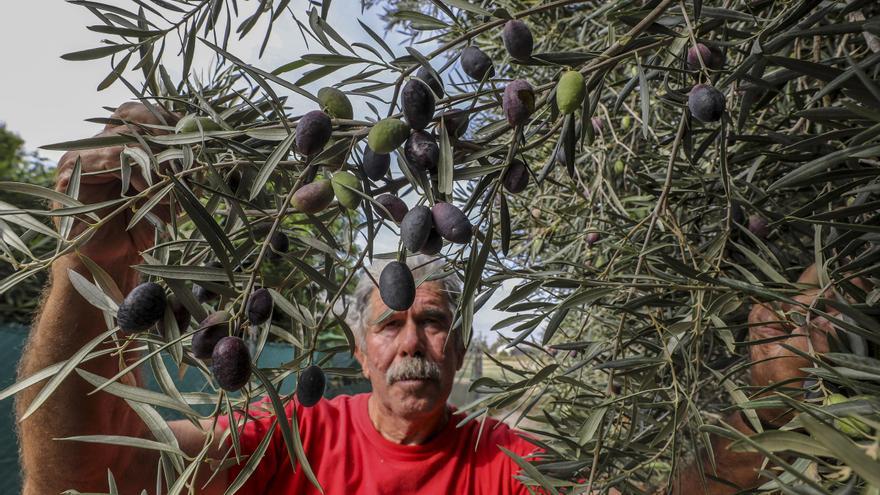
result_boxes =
[215,395,286,494]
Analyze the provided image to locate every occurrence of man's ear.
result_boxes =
[455,350,464,372]
[454,329,465,371]
[354,342,370,380]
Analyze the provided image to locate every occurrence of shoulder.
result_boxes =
[451,413,544,495]
[296,392,362,424]
[263,391,362,413]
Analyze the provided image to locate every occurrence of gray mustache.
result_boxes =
[386,357,441,385]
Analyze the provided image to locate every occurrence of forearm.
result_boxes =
[15,253,157,494]
[671,413,765,495]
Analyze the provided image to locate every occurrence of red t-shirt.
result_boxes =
[216,392,543,494]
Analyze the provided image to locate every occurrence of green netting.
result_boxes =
[0,324,27,495]
[0,323,370,494]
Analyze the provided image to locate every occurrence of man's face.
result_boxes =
[355,281,463,420]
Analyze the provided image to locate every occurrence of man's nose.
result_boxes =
[397,317,425,358]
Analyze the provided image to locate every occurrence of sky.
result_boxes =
[1,1,395,161]
[0,0,529,345]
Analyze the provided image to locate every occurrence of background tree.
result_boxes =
[2,0,880,494]
[0,124,53,323]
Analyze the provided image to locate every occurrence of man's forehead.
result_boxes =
[368,281,450,317]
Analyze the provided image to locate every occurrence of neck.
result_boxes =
[367,394,450,445]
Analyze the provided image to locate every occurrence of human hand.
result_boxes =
[54,102,178,267]
[747,265,864,427]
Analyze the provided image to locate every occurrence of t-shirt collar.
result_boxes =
[353,392,461,461]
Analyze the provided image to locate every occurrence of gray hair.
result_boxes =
[347,254,463,353]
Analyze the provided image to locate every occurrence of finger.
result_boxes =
[749,321,812,382]
[127,172,150,196]
[797,264,820,286]
[748,302,769,323]
[54,153,122,213]
[786,288,826,316]
[59,142,166,196]
[784,324,814,354]
[127,181,173,224]
[152,201,173,224]
[107,102,179,132]
[126,209,159,254]
[749,339,811,391]
[806,316,836,353]
[748,302,779,326]
[749,322,790,343]
[849,276,870,292]
[56,144,128,188]
[59,181,122,237]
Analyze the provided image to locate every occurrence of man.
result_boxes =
[15,103,833,494]
[213,254,546,494]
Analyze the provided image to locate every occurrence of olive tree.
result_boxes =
[2,0,880,493]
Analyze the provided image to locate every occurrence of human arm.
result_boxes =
[17,254,230,494]
[14,103,229,494]
[669,411,765,494]
[669,265,860,494]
